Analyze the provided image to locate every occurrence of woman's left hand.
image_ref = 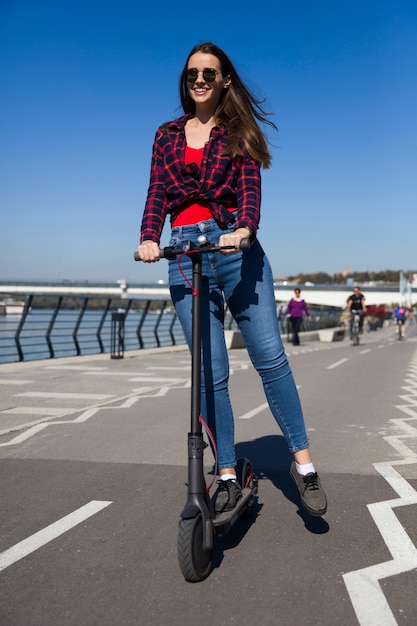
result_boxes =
[218,227,252,254]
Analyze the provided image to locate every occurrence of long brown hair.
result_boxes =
[179,42,277,169]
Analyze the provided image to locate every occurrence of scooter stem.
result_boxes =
[191,252,202,433]
[186,251,208,498]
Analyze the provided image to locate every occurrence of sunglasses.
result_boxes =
[186,68,221,83]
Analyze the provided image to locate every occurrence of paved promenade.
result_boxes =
[1,324,417,625]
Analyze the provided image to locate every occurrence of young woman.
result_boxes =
[137,42,327,517]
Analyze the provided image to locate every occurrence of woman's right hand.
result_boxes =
[137,240,161,263]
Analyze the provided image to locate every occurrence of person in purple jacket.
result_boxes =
[286,289,312,346]
[138,42,327,517]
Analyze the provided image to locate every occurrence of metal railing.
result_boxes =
[0,293,243,364]
[0,294,187,363]
[0,293,343,364]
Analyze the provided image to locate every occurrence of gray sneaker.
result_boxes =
[214,479,242,513]
[290,461,327,516]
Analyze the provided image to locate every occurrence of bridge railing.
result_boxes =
[0,293,343,364]
[0,294,184,363]
[0,293,243,364]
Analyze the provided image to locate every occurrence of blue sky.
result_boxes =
[1,0,416,284]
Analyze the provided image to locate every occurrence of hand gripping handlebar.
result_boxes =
[133,236,251,262]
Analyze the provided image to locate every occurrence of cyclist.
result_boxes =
[347,286,366,339]
[393,304,408,339]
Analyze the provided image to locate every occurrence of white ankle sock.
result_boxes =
[295,462,315,476]
[220,473,237,481]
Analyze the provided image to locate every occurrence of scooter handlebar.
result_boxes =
[133,237,251,262]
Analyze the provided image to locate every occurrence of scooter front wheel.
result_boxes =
[177,514,213,582]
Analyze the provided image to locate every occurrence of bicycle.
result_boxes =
[134,236,258,582]
[397,318,405,340]
[350,311,362,346]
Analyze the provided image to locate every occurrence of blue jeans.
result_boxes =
[168,220,309,470]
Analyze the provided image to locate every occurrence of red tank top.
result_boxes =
[172,147,212,226]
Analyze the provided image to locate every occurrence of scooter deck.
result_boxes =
[212,487,254,534]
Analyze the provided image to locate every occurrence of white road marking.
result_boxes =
[326,358,348,370]
[0,380,34,385]
[360,349,371,354]
[0,409,101,446]
[343,348,417,624]
[239,402,268,419]
[343,466,417,626]
[0,423,51,445]
[71,408,100,422]
[145,366,191,371]
[129,376,187,383]
[0,384,185,446]
[16,392,114,400]
[83,371,153,376]
[1,407,72,416]
[45,366,108,371]
[0,500,112,572]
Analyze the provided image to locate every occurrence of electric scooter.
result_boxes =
[134,236,258,582]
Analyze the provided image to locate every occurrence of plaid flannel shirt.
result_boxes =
[140,114,261,243]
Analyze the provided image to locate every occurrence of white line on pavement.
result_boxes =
[239,402,269,419]
[0,384,186,446]
[1,407,72,415]
[129,377,187,383]
[0,380,34,385]
[83,371,153,376]
[360,349,371,354]
[326,358,348,370]
[0,423,49,445]
[0,500,112,572]
[144,366,191,371]
[0,409,100,446]
[343,349,417,625]
[343,468,417,626]
[16,392,114,400]
[45,366,108,371]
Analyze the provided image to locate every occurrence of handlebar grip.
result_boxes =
[133,246,174,262]
[239,237,251,250]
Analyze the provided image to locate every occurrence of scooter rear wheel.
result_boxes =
[177,514,213,582]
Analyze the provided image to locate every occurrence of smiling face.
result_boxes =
[186,52,231,111]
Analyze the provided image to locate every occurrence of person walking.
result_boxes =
[137,42,327,517]
[286,288,311,346]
